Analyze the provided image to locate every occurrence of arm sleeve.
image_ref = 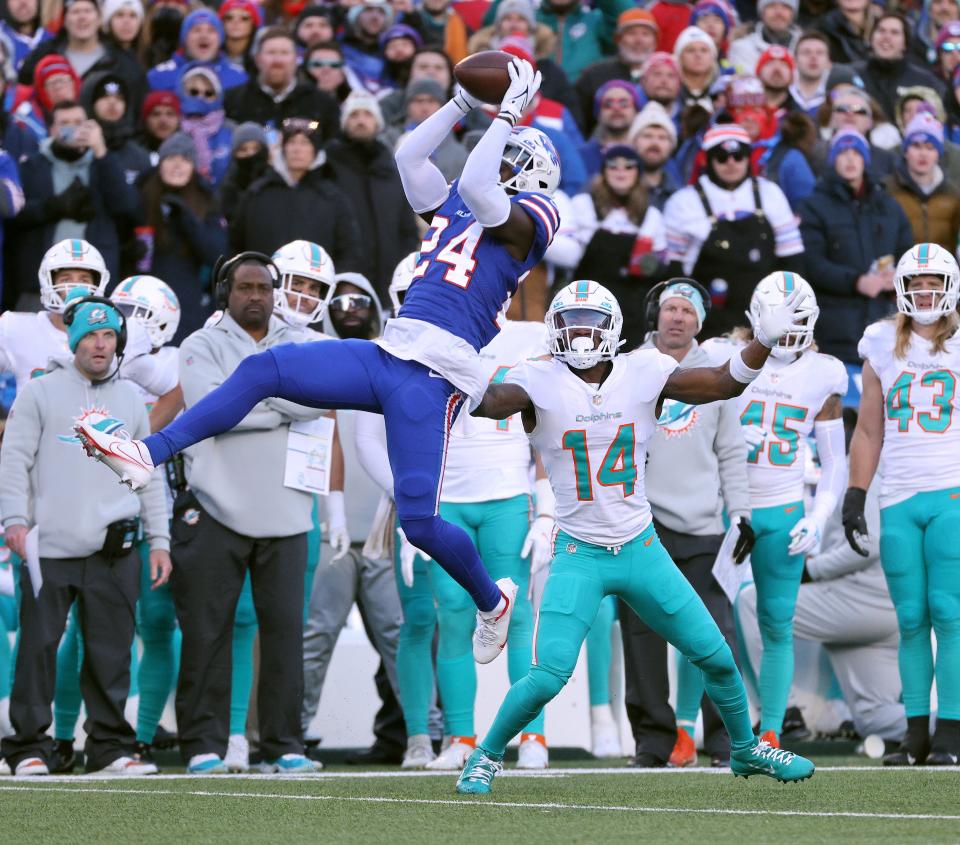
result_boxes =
[458,117,513,227]
[810,416,848,527]
[0,386,41,529]
[394,98,463,214]
[715,398,752,522]
[354,410,394,495]
[761,180,804,257]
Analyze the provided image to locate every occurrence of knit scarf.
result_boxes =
[181,110,224,181]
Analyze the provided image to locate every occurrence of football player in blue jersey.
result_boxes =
[75,57,561,664]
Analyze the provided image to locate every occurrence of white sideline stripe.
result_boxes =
[0,784,958,822]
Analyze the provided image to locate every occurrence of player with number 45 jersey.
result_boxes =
[845,243,960,767]
[455,279,817,796]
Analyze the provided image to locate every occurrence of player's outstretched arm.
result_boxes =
[395,88,481,219]
[471,382,534,422]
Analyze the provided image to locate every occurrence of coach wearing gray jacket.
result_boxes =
[620,281,753,768]
[172,254,326,775]
[0,292,170,776]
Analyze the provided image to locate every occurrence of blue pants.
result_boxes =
[144,339,501,612]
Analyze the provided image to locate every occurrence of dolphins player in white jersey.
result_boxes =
[455,278,817,794]
[844,243,960,766]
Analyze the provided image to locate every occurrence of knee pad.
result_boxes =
[928,589,960,636]
[893,598,930,639]
[401,595,437,635]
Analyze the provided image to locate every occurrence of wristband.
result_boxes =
[497,111,517,128]
[729,350,763,384]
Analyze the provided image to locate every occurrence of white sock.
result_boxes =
[591,704,615,726]
[480,594,506,619]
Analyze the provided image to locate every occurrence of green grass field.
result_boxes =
[2,756,959,845]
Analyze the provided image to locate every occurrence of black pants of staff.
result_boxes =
[619,521,737,762]
[171,501,307,763]
[1,551,139,772]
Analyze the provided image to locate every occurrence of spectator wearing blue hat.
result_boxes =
[690,0,734,59]
[886,113,960,252]
[147,8,248,94]
[176,62,234,188]
[728,0,801,75]
[799,128,913,363]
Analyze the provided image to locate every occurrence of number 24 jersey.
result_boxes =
[505,350,678,546]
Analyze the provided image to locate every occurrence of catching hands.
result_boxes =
[787,516,822,557]
[521,515,554,598]
[732,516,755,563]
[753,288,817,348]
[397,527,430,588]
[841,487,870,557]
[498,58,542,127]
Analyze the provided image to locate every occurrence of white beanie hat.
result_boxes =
[629,101,678,150]
[341,91,385,133]
[673,25,718,61]
[101,0,144,28]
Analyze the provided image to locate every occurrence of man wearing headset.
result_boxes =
[622,280,753,769]
[168,252,328,775]
[0,289,170,776]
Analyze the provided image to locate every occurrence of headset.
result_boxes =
[213,251,281,308]
[62,294,128,383]
[642,277,712,339]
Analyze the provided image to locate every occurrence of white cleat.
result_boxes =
[401,734,436,769]
[473,578,518,664]
[424,737,475,770]
[516,734,549,769]
[591,705,622,758]
[96,755,159,776]
[14,757,49,777]
[0,758,10,776]
[224,734,250,773]
[74,414,155,490]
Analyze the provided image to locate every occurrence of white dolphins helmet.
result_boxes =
[894,243,960,325]
[501,126,561,196]
[271,240,336,327]
[389,251,420,315]
[546,280,623,369]
[748,271,819,360]
[110,275,181,348]
[38,238,109,313]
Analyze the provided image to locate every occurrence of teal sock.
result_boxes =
[697,643,754,752]
[54,607,82,741]
[231,575,258,737]
[136,625,177,743]
[675,652,705,732]
[304,498,322,624]
[396,546,436,737]
[585,596,615,707]
[0,594,16,700]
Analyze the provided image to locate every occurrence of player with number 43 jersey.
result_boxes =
[455,279,817,796]
[704,273,848,747]
[845,243,960,767]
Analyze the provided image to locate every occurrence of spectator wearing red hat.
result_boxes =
[219,0,260,76]
[728,0,801,74]
[581,79,641,177]
[12,53,81,141]
[138,90,181,159]
[640,52,683,123]
[756,44,800,112]
[576,8,659,135]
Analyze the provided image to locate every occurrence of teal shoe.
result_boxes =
[187,754,228,774]
[456,747,503,794]
[730,739,815,783]
[260,754,322,774]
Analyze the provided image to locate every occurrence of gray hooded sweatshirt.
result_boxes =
[0,355,170,558]
[643,336,751,537]
[180,311,326,538]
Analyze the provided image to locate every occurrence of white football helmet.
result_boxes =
[271,240,336,327]
[748,271,819,360]
[38,239,109,313]
[501,126,561,196]
[546,280,623,369]
[894,243,960,325]
[389,251,420,315]
[110,275,181,348]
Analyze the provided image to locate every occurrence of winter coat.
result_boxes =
[325,138,420,298]
[229,155,363,271]
[884,161,960,253]
[147,52,247,94]
[223,81,340,140]
[798,171,914,363]
[814,8,872,65]
[727,23,803,76]
[852,56,945,123]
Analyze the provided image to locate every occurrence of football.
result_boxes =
[454,50,514,105]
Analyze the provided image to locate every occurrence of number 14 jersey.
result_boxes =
[505,350,679,546]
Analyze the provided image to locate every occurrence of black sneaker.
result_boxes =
[50,739,76,774]
[883,716,930,766]
[780,707,812,742]
[627,752,666,768]
[926,750,959,765]
[927,718,960,766]
[152,725,177,750]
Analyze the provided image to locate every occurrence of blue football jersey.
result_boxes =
[398,180,559,351]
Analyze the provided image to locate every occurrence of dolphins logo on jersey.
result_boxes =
[657,398,699,438]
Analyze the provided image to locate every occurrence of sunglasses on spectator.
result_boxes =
[940,41,960,52]
[834,103,870,116]
[712,149,748,163]
[187,87,217,100]
[308,58,344,69]
[601,97,634,109]
[330,293,372,311]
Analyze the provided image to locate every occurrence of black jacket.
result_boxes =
[852,56,945,123]
[224,81,340,141]
[815,9,870,65]
[325,138,420,298]
[798,171,913,363]
[229,160,362,269]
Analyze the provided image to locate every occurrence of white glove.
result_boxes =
[498,58,541,127]
[326,491,351,561]
[754,288,817,348]
[788,516,822,557]
[452,84,482,114]
[741,423,768,450]
[521,515,554,598]
[397,527,430,588]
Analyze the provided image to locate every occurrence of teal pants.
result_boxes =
[880,488,960,720]
[750,501,805,735]
[585,596,616,708]
[395,538,437,737]
[230,575,258,737]
[429,495,542,738]
[0,549,19,701]
[481,524,754,756]
[304,497,322,624]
